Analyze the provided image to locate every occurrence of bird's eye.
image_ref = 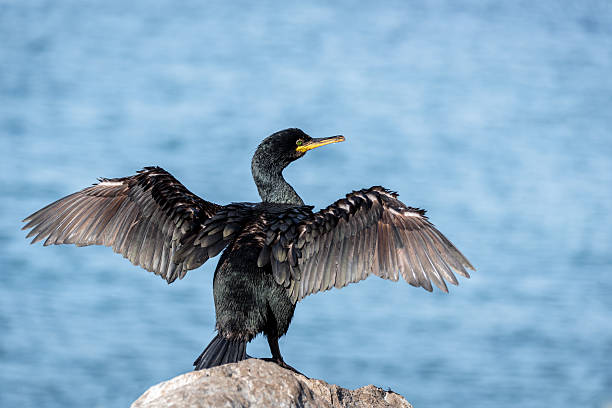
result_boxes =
[296,139,304,146]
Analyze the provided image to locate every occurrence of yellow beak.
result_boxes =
[296,135,345,153]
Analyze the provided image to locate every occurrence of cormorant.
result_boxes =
[22,128,474,372]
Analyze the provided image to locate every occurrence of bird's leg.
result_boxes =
[263,335,305,376]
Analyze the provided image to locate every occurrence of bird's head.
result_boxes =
[253,128,345,170]
[251,128,345,204]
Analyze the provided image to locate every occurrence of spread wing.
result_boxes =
[22,166,231,283]
[258,186,475,303]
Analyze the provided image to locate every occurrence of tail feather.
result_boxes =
[194,334,248,370]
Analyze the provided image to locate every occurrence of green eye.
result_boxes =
[296,139,303,146]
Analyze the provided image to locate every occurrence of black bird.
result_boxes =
[22,128,474,372]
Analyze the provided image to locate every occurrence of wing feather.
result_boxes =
[418,229,459,286]
[258,186,474,303]
[22,167,226,282]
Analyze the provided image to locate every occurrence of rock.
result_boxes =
[131,359,412,408]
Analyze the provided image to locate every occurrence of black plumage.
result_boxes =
[22,128,474,373]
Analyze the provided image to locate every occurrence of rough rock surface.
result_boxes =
[131,359,412,408]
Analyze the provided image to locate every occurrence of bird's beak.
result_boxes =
[296,135,345,153]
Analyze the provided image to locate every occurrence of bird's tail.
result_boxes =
[193,334,248,370]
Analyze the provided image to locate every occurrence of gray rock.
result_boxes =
[131,359,412,408]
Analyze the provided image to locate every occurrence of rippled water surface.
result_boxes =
[1,1,611,407]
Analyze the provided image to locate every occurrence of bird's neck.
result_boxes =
[252,154,304,205]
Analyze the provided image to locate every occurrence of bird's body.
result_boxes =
[22,128,474,372]
[205,203,300,368]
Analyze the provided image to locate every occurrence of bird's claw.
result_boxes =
[261,357,306,377]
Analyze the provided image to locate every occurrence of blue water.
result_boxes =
[1,1,611,407]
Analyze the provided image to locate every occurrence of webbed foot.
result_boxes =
[262,357,306,377]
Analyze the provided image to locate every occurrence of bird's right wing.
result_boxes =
[22,166,236,283]
[258,186,474,303]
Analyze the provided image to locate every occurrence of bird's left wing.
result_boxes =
[258,186,475,303]
[22,167,231,283]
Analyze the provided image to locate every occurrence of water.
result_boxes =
[1,1,611,407]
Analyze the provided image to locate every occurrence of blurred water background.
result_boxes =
[1,1,611,407]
